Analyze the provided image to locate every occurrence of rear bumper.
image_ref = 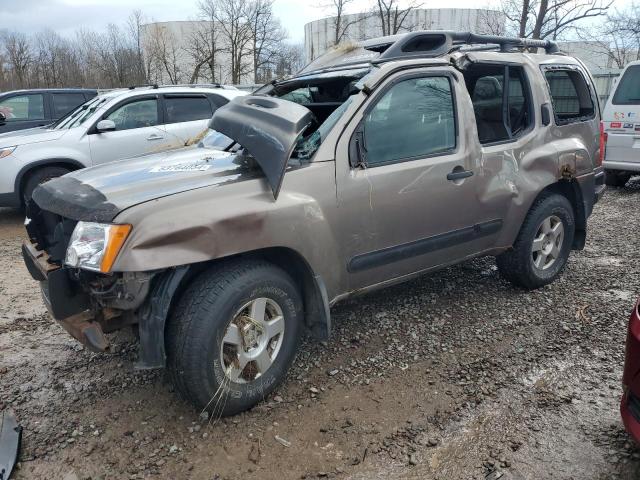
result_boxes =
[621,298,640,443]
[604,160,640,173]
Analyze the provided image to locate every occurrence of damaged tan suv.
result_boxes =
[22,31,605,415]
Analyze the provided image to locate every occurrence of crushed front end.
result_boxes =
[22,199,154,356]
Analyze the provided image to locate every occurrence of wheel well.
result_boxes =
[238,247,331,341]
[18,160,82,202]
[173,248,331,342]
[537,180,586,250]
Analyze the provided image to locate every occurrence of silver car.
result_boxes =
[0,85,247,207]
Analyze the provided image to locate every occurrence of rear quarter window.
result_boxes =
[544,68,595,125]
[612,65,640,105]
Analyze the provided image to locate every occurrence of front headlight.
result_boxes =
[65,221,132,273]
[0,146,16,159]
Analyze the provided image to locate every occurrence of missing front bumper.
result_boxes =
[23,239,110,353]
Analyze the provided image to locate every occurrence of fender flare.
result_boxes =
[135,266,190,370]
[134,255,332,370]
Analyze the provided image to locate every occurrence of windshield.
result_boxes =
[613,65,640,105]
[51,96,107,130]
[293,96,354,161]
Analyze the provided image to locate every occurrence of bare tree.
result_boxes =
[501,0,611,40]
[145,23,184,84]
[211,0,254,84]
[127,10,149,83]
[580,5,640,68]
[3,31,32,88]
[323,0,360,46]
[248,0,287,83]
[475,8,507,35]
[272,42,305,78]
[185,0,225,83]
[374,0,422,36]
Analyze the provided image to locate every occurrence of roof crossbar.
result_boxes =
[365,30,559,63]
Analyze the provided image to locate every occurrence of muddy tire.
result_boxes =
[23,166,70,205]
[166,260,302,416]
[496,193,575,290]
[605,170,631,188]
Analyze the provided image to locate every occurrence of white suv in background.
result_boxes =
[602,61,640,187]
[0,85,247,207]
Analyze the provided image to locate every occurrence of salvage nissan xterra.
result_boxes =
[22,31,606,416]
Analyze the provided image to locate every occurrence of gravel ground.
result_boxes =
[1,182,639,480]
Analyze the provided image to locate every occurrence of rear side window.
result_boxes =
[52,93,87,118]
[612,65,640,105]
[465,64,532,145]
[164,96,213,123]
[363,76,456,166]
[0,94,45,121]
[544,68,595,125]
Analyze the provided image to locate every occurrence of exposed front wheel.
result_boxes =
[496,193,575,290]
[166,260,302,416]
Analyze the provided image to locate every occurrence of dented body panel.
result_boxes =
[23,38,604,365]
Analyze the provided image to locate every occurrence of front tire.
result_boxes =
[166,260,303,416]
[23,166,70,205]
[497,193,575,290]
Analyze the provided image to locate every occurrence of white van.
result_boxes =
[602,61,640,186]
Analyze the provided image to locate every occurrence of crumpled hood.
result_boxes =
[0,126,66,146]
[32,147,258,223]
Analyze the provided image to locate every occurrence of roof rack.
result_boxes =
[365,30,560,63]
[128,84,159,90]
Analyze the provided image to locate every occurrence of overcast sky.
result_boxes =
[0,0,633,43]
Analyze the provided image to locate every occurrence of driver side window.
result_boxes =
[106,98,159,131]
[363,76,456,166]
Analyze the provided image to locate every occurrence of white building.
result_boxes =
[140,21,255,86]
[304,8,506,61]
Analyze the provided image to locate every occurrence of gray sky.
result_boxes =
[0,0,632,43]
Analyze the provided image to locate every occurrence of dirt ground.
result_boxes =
[1,183,640,480]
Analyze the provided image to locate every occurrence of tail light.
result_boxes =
[598,121,607,167]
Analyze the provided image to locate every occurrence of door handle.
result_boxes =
[147,134,164,141]
[447,169,474,181]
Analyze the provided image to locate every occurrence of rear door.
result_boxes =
[603,64,640,167]
[88,95,173,165]
[0,92,48,133]
[161,93,217,146]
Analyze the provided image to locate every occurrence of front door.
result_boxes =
[88,95,172,166]
[336,68,496,290]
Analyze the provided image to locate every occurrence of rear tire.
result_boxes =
[23,166,70,205]
[496,193,575,290]
[166,260,303,416]
[605,170,631,187]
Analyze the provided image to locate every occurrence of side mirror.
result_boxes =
[541,103,552,127]
[96,119,116,133]
[0,112,6,125]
